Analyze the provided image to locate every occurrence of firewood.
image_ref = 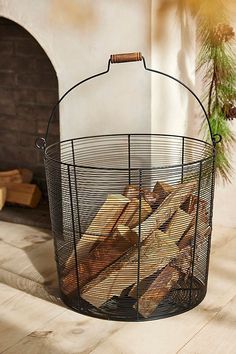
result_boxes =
[19,168,33,183]
[133,181,197,238]
[116,197,152,229]
[130,224,211,318]
[61,225,138,294]
[142,189,162,209]
[81,230,179,308]
[80,182,195,307]
[129,202,210,316]
[128,208,193,299]
[0,169,23,184]
[164,209,194,243]
[173,245,192,275]
[130,246,192,318]
[153,181,174,201]
[178,210,210,249]
[132,265,180,318]
[123,184,170,209]
[4,183,42,208]
[123,185,139,199]
[65,194,130,266]
[0,186,7,210]
[181,194,208,223]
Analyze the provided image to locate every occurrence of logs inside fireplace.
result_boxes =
[0,168,41,210]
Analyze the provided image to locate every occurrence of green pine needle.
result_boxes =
[197,3,236,182]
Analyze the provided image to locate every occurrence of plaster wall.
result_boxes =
[0,0,151,140]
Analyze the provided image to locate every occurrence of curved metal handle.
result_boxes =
[141,57,221,146]
[35,53,221,150]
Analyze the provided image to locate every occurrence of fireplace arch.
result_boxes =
[0,17,59,227]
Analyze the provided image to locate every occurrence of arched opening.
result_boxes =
[0,17,59,228]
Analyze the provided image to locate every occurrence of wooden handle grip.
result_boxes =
[110,52,142,64]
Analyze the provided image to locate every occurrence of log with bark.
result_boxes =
[133,181,196,238]
[128,208,194,302]
[153,180,175,198]
[80,229,179,308]
[0,169,23,184]
[0,169,36,209]
[19,168,33,183]
[116,197,152,229]
[65,194,130,268]
[124,183,174,210]
[61,225,138,295]
[130,219,211,318]
[0,168,33,185]
[65,194,152,272]
[4,183,42,208]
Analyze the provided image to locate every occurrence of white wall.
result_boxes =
[151,0,196,138]
[0,0,197,141]
[0,0,151,139]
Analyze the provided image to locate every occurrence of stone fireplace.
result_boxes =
[0,17,59,228]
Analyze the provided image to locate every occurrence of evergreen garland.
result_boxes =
[197,0,236,181]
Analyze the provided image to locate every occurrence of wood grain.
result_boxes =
[81,230,179,308]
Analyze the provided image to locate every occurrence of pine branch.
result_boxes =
[196,2,236,182]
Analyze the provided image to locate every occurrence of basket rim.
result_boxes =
[44,133,215,171]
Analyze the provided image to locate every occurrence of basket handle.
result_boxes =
[35,53,221,150]
[110,52,142,63]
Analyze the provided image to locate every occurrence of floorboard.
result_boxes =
[0,222,235,354]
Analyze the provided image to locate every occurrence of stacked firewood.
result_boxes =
[62,180,210,318]
[0,169,42,210]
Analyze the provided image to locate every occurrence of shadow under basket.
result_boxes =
[36,52,220,321]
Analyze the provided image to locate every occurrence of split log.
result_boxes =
[153,181,174,200]
[124,183,173,209]
[19,168,33,183]
[128,208,194,300]
[81,230,179,308]
[65,194,130,267]
[123,185,139,199]
[61,225,138,294]
[116,197,152,229]
[142,189,162,209]
[0,186,7,210]
[130,247,192,318]
[0,168,33,185]
[178,210,210,249]
[181,195,208,223]
[0,169,23,184]
[130,222,211,317]
[133,181,197,238]
[164,209,194,243]
[4,183,42,208]
[132,265,180,318]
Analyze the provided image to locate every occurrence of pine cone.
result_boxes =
[224,103,236,120]
[212,23,235,45]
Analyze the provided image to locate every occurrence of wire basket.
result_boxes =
[36,52,221,321]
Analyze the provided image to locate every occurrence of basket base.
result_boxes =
[60,277,207,322]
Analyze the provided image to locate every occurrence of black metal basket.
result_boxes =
[36,52,221,321]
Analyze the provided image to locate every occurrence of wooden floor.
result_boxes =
[0,220,236,354]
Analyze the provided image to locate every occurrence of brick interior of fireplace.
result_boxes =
[0,17,59,228]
